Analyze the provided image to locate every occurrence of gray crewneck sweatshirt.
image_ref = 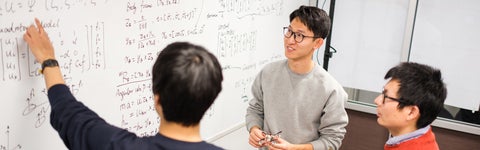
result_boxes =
[246,60,348,150]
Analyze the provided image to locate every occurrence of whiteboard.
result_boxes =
[410,0,480,111]
[0,0,308,149]
[328,0,409,92]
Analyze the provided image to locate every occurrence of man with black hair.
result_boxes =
[246,6,348,150]
[24,18,224,150]
[374,62,447,150]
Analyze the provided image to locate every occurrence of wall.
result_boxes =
[0,0,308,149]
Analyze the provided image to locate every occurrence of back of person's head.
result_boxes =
[152,42,223,127]
[289,5,331,39]
[385,62,447,129]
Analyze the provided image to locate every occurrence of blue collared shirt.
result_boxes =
[386,126,430,146]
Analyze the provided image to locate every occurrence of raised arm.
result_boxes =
[23,18,65,89]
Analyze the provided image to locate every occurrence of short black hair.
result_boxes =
[289,5,331,39]
[385,62,447,129]
[152,42,223,126]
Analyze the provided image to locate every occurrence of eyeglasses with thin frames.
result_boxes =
[283,27,320,43]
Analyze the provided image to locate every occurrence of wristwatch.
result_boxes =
[40,59,59,74]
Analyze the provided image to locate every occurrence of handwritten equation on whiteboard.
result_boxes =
[0,0,299,149]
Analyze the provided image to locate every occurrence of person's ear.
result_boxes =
[154,94,160,105]
[154,94,163,117]
[154,94,162,110]
[313,38,324,50]
[406,105,420,121]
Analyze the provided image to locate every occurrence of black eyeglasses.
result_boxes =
[382,90,404,104]
[283,27,320,43]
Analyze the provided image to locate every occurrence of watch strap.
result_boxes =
[40,59,59,74]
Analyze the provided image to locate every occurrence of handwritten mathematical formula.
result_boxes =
[0,0,295,149]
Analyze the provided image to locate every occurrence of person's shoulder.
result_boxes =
[145,134,225,150]
[312,64,339,82]
[262,59,287,71]
[312,63,329,75]
[207,144,224,150]
[196,142,224,150]
[256,59,287,78]
[312,64,345,91]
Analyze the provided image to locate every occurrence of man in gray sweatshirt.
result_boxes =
[246,6,348,150]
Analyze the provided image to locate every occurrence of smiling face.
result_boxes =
[284,17,323,62]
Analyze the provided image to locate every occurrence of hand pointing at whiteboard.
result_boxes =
[24,18,64,90]
[24,18,56,65]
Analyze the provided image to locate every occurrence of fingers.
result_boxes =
[23,30,31,43]
[24,25,38,51]
[266,137,288,150]
[268,145,280,150]
[24,18,56,63]
[248,137,261,148]
[248,138,261,148]
[248,133,263,148]
[25,18,45,41]
[267,141,282,150]
[35,18,44,34]
[248,127,266,148]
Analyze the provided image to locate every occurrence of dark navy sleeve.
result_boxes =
[48,84,126,150]
[47,84,223,150]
